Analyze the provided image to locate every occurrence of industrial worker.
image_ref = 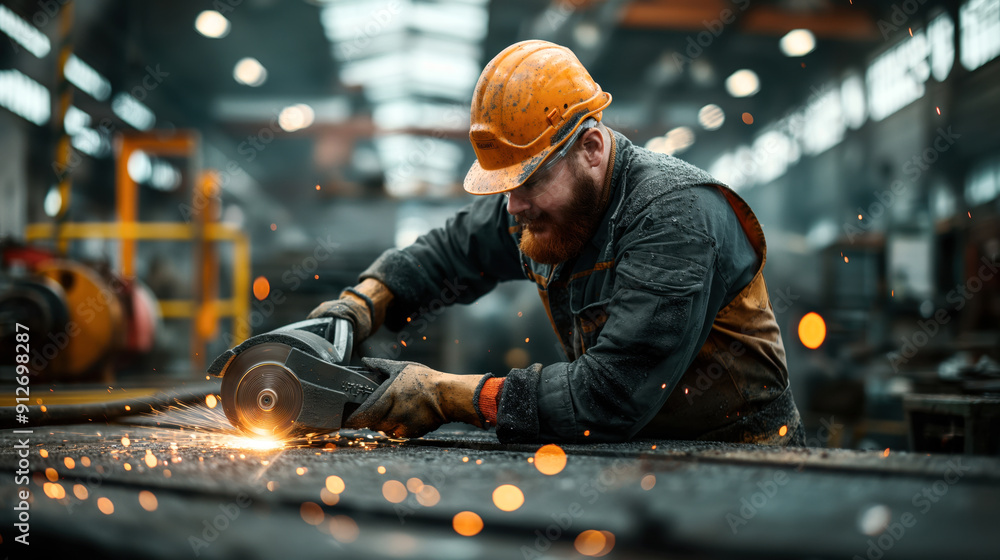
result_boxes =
[308,40,805,446]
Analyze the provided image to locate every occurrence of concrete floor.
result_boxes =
[2,401,999,559]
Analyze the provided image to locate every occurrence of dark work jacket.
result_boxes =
[361,130,804,445]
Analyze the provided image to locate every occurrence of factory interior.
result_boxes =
[1,0,999,558]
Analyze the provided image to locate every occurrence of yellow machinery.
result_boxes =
[23,130,250,375]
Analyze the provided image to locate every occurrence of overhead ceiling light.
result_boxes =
[278,103,315,132]
[65,55,112,101]
[573,22,601,50]
[195,10,230,38]
[0,69,50,125]
[725,69,760,98]
[780,29,815,57]
[0,5,50,58]
[698,104,725,130]
[112,92,155,130]
[645,127,695,156]
[233,57,267,87]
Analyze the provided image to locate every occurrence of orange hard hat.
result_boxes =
[463,40,612,196]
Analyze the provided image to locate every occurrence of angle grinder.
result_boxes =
[208,317,386,439]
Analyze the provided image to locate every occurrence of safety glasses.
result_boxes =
[505,118,598,201]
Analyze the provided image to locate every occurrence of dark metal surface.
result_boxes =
[2,404,999,559]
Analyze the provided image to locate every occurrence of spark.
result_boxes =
[779,425,788,437]
[378,465,386,474]
[525,337,530,343]
[936,106,941,115]
[883,448,890,457]
[641,474,656,490]
[908,27,912,36]
[64,457,75,469]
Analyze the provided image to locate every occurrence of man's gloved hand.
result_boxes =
[307,278,394,347]
[306,292,373,341]
[344,357,483,438]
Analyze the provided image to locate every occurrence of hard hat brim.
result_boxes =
[463,94,611,196]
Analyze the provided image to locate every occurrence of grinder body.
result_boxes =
[209,317,385,439]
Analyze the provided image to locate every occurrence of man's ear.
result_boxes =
[578,127,606,168]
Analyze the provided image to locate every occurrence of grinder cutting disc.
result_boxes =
[220,342,303,438]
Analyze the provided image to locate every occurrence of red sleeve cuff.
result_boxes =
[478,377,506,426]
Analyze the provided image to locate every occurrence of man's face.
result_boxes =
[505,149,603,265]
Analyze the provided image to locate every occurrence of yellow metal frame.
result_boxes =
[24,222,251,344]
[27,131,251,372]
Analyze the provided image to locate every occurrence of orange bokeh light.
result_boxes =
[797,312,826,349]
[382,480,407,503]
[300,502,324,525]
[139,490,158,512]
[325,475,345,494]
[253,276,271,301]
[97,497,114,515]
[534,444,567,475]
[575,530,615,557]
[492,484,525,512]
[453,511,484,537]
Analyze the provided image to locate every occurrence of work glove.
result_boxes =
[344,357,483,438]
[307,278,394,347]
[307,292,373,342]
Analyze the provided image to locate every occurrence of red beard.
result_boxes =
[517,160,603,265]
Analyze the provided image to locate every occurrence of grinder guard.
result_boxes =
[209,318,386,438]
